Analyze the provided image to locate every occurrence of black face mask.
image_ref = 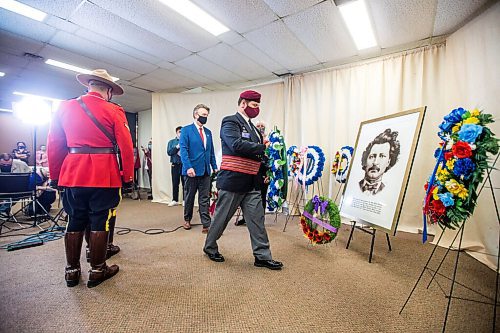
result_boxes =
[0,165,12,172]
[198,116,207,125]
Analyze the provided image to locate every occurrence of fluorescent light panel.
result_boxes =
[0,71,5,77]
[159,0,229,36]
[45,59,119,81]
[0,108,13,112]
[0,0,47,21]
[338,0,377,50]
[13,91,62,103]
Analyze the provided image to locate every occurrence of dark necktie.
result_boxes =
[248,120,260,143]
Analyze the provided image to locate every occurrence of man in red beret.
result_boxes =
[203,90,283,270]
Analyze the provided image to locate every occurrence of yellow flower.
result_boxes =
[452,123,462,133]
[446,159,455,170]
[432,186,440,200]
[437,167,450,183]
[471,108,480,117]
[445,179,468,199]
[463,117,479,124]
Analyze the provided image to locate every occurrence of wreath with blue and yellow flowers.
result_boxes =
[265,128,288,211]
[424,107,498,230]
[287,145,325,186]
[331,145,353,183]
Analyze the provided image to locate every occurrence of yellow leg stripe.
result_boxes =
[112,208,117,217]
[119,188,122,203]
[105,209,112,232]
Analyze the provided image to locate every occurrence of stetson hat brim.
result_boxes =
[76,69,124,95]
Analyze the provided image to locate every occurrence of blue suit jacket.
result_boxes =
[179,123,217,176]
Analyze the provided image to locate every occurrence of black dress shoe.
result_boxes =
[235,219,246,226]
[204,250,225,262]
[254,258,283,270]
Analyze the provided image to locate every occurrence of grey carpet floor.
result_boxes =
[0,198,497,333]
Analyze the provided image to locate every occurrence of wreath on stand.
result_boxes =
[300,195,341,245]
[265,128,288,211]
[331,145,353,183]
[287,145,325,186]
[423,107,498,230]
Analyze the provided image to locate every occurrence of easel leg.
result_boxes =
[369,229,376,263]
[283,188,303,232]
[386,233,392,251]
[346,221,356,249]
[487,173,499,332]
[400,230,447,315]
[442,224,465,333]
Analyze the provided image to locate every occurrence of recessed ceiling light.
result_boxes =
[159,0,229,36]
[45,59,119,81]
[338,0,377,50]
[0,71,5,77]
[0,0,47,21]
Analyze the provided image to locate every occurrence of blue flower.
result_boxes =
[434,148,442,158]
[458,124,483,143]
[453,158,475,179]
[444,107,466,123]
[439,121,453,133]
[438,192,455,207]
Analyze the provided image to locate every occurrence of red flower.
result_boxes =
[312,229,319,235]
[444,151,453,161]
[452,141,472,159]
[323,233,331,241]
[307,232,314,240]
[429,199,446,216]
[314,236,322,243]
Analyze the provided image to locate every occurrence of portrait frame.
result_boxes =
[340,107,426,234]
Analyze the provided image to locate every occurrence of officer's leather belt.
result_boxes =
[220,155,260,175]
[68,147,115,154]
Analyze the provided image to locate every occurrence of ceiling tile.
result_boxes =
[38,44,141,81]
[243,20,320,70]
[170,67,214,85]
[192,0,278,33]
[232,41,288,73]
[70,2,192,62]
[433,0,489,35]
[175,54,245,83]
[198,43,272,80]
[19,0,83,20]
[368,0,436,48]
[217,31,245,45]
[45,16,79,33]
[131,68,205,92]
[283,1,357,62]
[49,31,158,74]
[89,0,220,52]
[0,30,45,55]
[263,0,323,17]
[75,29,162,66]
[0,10,56,42]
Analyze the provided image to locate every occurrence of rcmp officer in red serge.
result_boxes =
[47,69,134,288]
[203,90,283,270]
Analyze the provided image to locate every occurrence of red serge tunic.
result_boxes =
[47,92,134,188]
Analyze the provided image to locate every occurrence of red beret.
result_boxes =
[240,90,261,103]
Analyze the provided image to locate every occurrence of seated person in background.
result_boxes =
[36,144,49,167]
[12,141,31,164]
[0,153,31,173]
[0,153,31,216]
[25,167,56,216]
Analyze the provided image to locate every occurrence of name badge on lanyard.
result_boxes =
[242,132,251,139]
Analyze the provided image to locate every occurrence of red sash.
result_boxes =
[220,155,261,175]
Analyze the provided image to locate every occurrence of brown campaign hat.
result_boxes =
[76,69,124,95]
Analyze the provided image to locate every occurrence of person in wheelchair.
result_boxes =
[0,153,31,216]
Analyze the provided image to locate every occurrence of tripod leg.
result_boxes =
[386,233,392,252]
[400,228,447,315]
[369,229,376,263]
[426,226,462,289]
[346,221,356,249]
[442,224,465,333]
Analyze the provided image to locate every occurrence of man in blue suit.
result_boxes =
[179,104,218,233]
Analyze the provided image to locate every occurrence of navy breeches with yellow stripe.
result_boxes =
[63,187,121,232]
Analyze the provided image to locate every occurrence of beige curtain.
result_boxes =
[151,83,284,204]
[150,2,499,269]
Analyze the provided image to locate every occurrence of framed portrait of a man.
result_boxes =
[340,107,426,233]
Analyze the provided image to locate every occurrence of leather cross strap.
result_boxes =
[77,97,117,146]
[68,147,115,154]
